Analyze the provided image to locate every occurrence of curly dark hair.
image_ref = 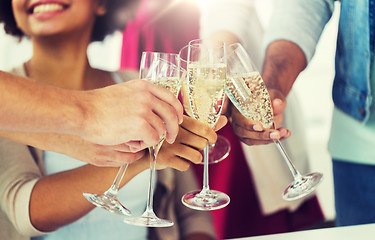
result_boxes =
[0,0,134,42]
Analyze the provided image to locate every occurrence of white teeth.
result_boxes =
[33,3,64,14]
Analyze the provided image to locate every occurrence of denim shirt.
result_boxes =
[334,0,374,122]
[264,0,374,122]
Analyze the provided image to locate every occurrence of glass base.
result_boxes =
[123,210,174,227]
[83,192,131,216]
[182,189,230,211]
[282,172,324,201]
[202,135,231,164]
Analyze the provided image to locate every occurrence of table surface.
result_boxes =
[228,223,375,240]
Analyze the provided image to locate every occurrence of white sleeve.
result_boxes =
[200,0,265,68]
[0,139,45,237]
[263,0,335,62]
[200,0,258,42]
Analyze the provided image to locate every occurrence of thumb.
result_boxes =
[214,116,228,131]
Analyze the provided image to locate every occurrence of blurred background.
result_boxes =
[0,0,338,227]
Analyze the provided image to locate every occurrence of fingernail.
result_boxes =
[274,99,282,105]
[253,124,262,131]
[280,129,287,137]
[167,138,174,144]
[270,132,280,139]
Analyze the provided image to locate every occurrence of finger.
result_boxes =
[123,141,144,152]
[240,129,291,146]
[230,107,265,131]
[111,143,133,152]
[231,121,265,139]
[92,150,145,167]
[273,114,284,128]
[165,156,191,171]
[129,116,163,147]
[239,138,275,146]
[142,80,184,124]
[173,145,203,165]
[213,116,228,131]
[233,123,281,141]
[158,147,192,171]
[267,127,290,140]
[176,126,209,151]
[278,127,291,139]
[180,116,217,144]
[146,93,180,144]
[272,98,286,117]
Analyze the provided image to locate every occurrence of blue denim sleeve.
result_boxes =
[263,0,335,62]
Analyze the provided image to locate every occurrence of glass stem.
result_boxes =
[106,164,128,196]
[273,140,302,181]
[144,145,159,215]
[202,145,210,192]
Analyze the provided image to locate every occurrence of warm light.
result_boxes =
[146,0,202,26]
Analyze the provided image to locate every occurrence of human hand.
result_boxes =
[64,138,147,167]
[80,79,183,148]
[150,115,226,171]
[229,89,290,145]
[0,130,146,167]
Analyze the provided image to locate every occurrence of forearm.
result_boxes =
[0,131,139,167]
[27,116,216,231]
[262,40,307,97]
[29,158,149,232]
[0,131,78,155]
[263,0,334,64]
[0,71,84,135]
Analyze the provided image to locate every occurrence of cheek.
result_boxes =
[11,1,28,33]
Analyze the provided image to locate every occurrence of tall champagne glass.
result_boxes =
[124,52,180,227]
[181,39,230,210]
[179,45,231,164]
[83,164,131,215]
[226,43,323,201]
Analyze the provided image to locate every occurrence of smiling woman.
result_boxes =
[0,0,217,240]
[0,0,130,42]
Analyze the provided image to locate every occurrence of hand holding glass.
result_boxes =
[226,43,323,201]
[179,44,231,164]
[181,39,230,210]
[123,52,180,227]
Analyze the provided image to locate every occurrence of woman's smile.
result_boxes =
[28,1,69,19]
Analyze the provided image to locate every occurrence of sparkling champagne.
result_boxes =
[153,77,181,154]
[226,71,274,129]
[187,63,226,128]
[157,77,181,97]
[181,80,194,117]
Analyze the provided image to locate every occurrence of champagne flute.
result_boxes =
[181,39,230,210]
[83,164,131,215]
[179,44,231,164]
[124,52,180,227]
[226,43,323,201]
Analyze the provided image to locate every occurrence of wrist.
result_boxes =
[262,40,306,97]
[69,90,98,142]
[40,85,89,137]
